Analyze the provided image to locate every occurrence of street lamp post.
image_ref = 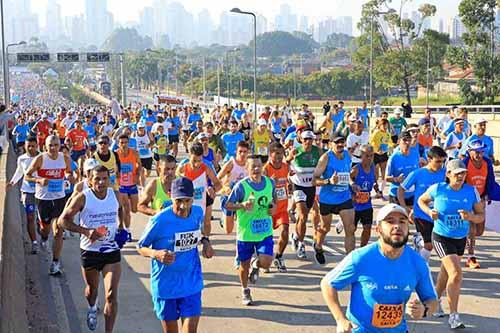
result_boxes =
[217,58,221,105]
[119,54,126,106]
[175,54,178,96]
[426,40,430,107]
[202,57,206,104]
[226,48,239,107]
[230,7,257,123]
[5,41,27,106]
[0,0,8,106]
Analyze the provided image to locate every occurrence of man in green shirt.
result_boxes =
[389,108,408,144]
[226,155,277,306]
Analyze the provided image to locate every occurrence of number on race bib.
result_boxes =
[258,146,268,155]
[121,163,133,174]
[174,230,201,252]
[250,218,271,234]
[48,179,63,192]
[337,172,350,186]
[194,187,204,200]
[372,303,404,328]
[355,191,370,204]
[276,187,287,201]
[444,214,464,229]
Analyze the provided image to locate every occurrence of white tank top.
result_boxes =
[228,157,248,187]
[135,134,152,158]
[35,152,66,200]
[79,188,120,253]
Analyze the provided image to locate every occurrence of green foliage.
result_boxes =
[101,28,154,53]
[323,33,355,51]
[252,31,318,57]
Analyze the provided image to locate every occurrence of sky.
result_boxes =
[31,0,462,33]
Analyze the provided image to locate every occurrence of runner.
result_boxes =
[460,118,496,164]
[6,136,40,253]
[389,108,407,144]
[138,155,177,216]
[204,122,226,170]
[418,159,484,328]
[369,118,392,198]
[25,135,73,275]
[221,120,245,162]
[57,165,125,332]
[226,155,276,305]
[166,108,181,157]
[116,134,143,239]
[12,116,30,154]
[313,135,355,264]
[346,119,369,166]
[135,122,154,178]
[287,130,322,259]
[321,204,438,332]
[93,135,121,192]
[83,114,98,152]
[32,113,52,151]
[65,119,89,179]
[253,118,271,163]
[137,177,214,333]
[349,144,376,247]
[263,142,290,272]
[398,146,447,261]
[444,119,467,160]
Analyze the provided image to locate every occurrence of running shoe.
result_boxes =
[433,300,445,318]
[31,242,39,255]
[413,232,424,252]
[87,308,98,331]
[449,313,465,329]
[40,240,48,251]
[248,257,260,284]
[466,257,481,269]
[273,257,287,273]
[242,288,253,306]
[49,261,62,276]
[126,230,132,242]
[313,242,326,265]
[262,267,271,273]
[288,209,297,224]
[291,233,299,252]
[297,242,307,259]
[335,221,344,234]
[233,256,240,270]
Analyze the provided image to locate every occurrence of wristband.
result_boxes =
[423,305,429,318]
[201,236,210,244]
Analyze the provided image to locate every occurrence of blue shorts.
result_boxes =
[153,292,202,321]
[119,185,139,195]
[21,192,36,214]
[237,236,274,262]
[220,195,234,217]
[71,149,86,161]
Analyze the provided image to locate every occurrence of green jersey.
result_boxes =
[290,145,322,187]
[389,117,407,136]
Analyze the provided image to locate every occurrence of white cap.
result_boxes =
[474,118,488,125]
[349,115,360,122]
[137,122,146,128]
[300,130,315,139]
[196,132,209,140]
[83,158,100,173]
[394,108,402,115]
[375,204,409,224]
[257,118,267,126]
[41,113,48,119]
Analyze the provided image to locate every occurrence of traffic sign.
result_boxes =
[57,53,80,62]
[17,53,51,62]
[87,52,110,62]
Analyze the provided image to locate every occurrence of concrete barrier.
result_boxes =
[0,144,29,333]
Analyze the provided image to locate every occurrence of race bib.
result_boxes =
[276,187,287,201]
[371,303,404,329]
[337,172,350,186]
[293,190,307,203]
[444,214,464,229]
[258,146,268,155]
[194,187,204,200]
[28,181,36,190]
[47,179,63,192]
[121,163,133,174]
[139,148,150,156]
[380,143,388,153]
[250,218,271,234]
[64,179,71,191]
[355,191,370,204]
[109,173,117,185]
[174,229,201,252]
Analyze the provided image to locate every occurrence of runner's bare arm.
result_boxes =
[57,193,89,235]
[312,153,330,186]
[24,155,43,184]
[206,167,222,192]
[320,278,352,330]
[116,192,125,229]
[137,179,157,216]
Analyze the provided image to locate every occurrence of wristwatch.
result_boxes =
[201,236,210,245]
[326,178,331,185]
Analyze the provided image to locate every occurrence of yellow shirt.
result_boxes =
[253,129,270,155]
[370,130,392,154]
[320,119,334,140]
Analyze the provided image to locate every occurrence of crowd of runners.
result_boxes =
[4,72,498,332]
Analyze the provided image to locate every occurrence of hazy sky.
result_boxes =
[31,0,461,31]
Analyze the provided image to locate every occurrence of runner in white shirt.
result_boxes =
[346,120,370,165]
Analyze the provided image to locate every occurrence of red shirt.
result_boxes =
[35,120,52,141]
[67,128,88,151]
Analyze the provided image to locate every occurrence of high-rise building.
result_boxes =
[449,16,466,40]
[152,0,168,46]
[45,0,62,38]
[85,0,111,47]
[299,16,309,33]
[5,0,39,44]
[196,9,214,46]
[337,16,353,36]
[139,7,155,39]
[439,18,445,33]
[165,2,195,47]
[256,14,268,36]
[275,4,297,32]
[68,15,86,47]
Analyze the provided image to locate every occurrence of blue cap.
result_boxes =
[171,177,194,199]
[467,139,487,152]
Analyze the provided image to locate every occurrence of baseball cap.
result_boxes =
[349,115,360,122]
[394,108,402,115]
[474,118,488,126]
[400,131,412,141]
[257,119,267,126]
[300,130,315,139]
[467,139,487,152]
[137,122,146,128]
[83,158,100,173]
[41,114,48,119]
[455,119,465,125]
[196,132,209,140]
[171,177,194,199]
[332,135,346,143]
[446,159,467,174]
[375,204,409,224]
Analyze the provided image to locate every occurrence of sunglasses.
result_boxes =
[98,141,109,145]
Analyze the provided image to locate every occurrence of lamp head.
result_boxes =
[230,8,242,13]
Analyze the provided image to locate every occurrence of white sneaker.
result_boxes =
[297,242,307,259]
[413,232,424,252]
[433,300,445,318]
[87,307,98,330]
[49,261,62,276]
[449,313,465,329]
[40,240,48,251]
[335,220,344,234]
[242,288,253,306]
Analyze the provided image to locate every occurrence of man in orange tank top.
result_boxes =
[463,140,489,269]
[263,142,290,272]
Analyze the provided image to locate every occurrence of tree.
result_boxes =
[447,0,499,104]
[323,33,354,50]
[251,31,319,57]
[101,28,153,53]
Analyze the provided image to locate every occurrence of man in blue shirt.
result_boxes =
[166,109,181,157]
[321,204,438,333]
[221,120,245,162]
[12,117,31,153]
[187,108,202,132]
[137,177,214,333]
[459,118,496,163]
[358,102,370,130]
[231,102,246,122]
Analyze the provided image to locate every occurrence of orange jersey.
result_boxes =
[264,161,289,213]
[54,119,66,138]
[418,133,433,147]
[466,160,488,196]
[117,149,138,186]
[67,128,88,151]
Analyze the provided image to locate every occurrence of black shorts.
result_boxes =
[206,195,214,207]
[141,157,153,170]
[36,197,66,224]
[81,249,121,271]
[322,139,330,145]
[374,153,388,165]
[432,233,466,258]
[291,184,316,209]
[389,195,414,207]
[415,218,434,243]
[168,134,179,144]
[319,199,354,216]
[391,135,399,145]
[355,208,373,227]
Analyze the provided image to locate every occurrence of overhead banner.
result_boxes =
[154,94,184,106]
